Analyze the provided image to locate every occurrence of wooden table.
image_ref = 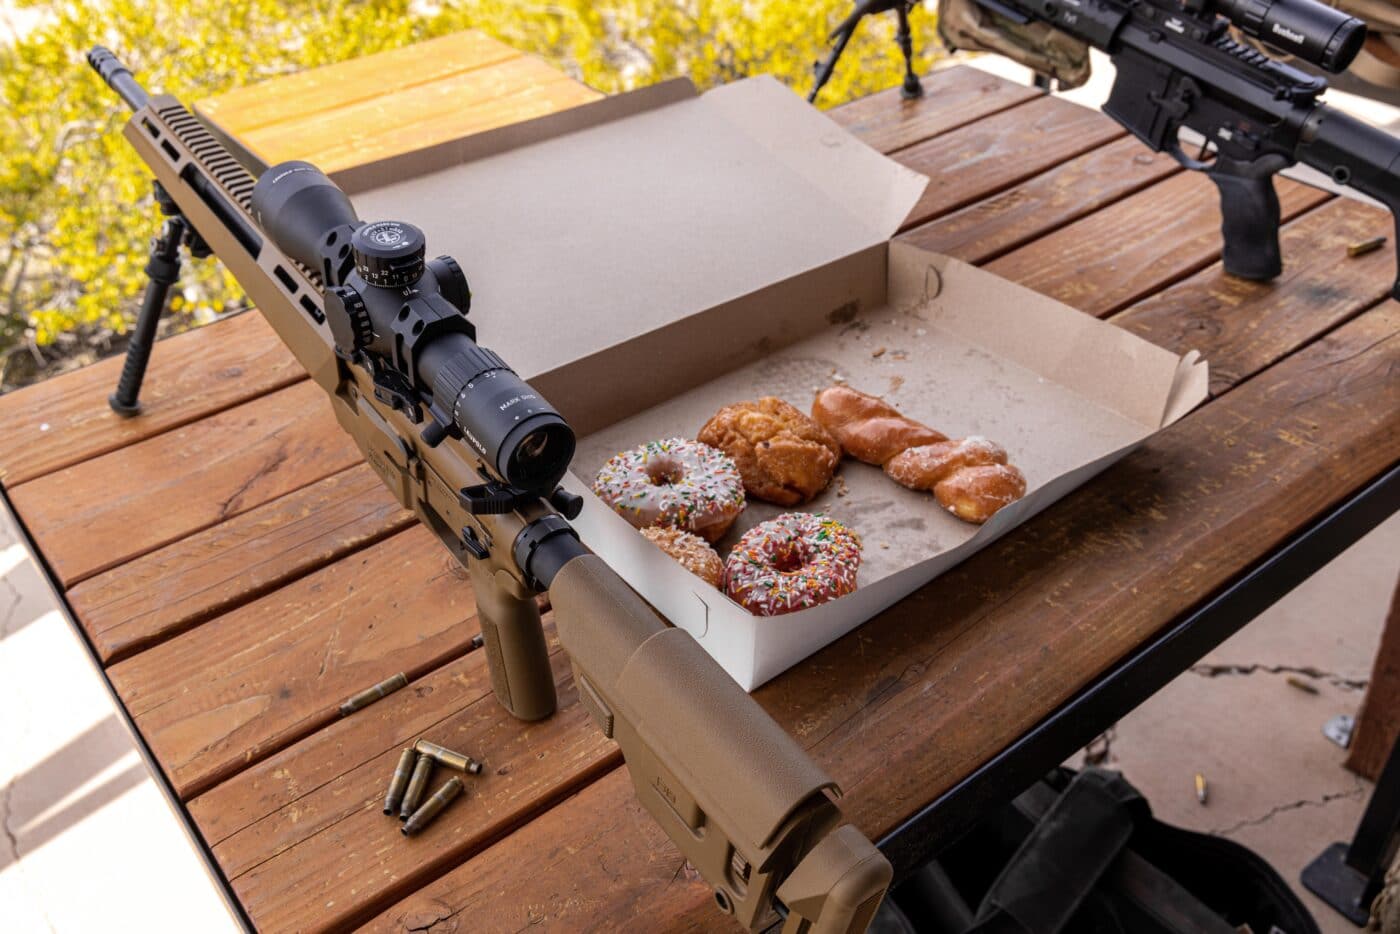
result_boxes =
[2,32,1397,932]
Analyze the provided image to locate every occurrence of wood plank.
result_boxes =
[68,463,414,664]
[244,65,601,173]
[1347,577,1400,782]
[827,65,1042,155]
[106,526,477,799]
[893,95,1124,229]
[192,631,617,933]
[366,296,1400,932]
[1112,196,1396,396]
[0,312,301,489]
[194,31,523,136]
[105,529,476,800]
[987,171,1333,316]
[898,136,1180,264]
[7,379,362,587]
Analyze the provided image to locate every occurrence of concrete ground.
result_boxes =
[1070,513,1400,933]
[0,499,241,932]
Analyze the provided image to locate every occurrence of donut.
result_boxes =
[641,527,723,587]
[593,438,745,542]
[723,514,862,616]
[935,464,1026,524]
[697,397,841,505]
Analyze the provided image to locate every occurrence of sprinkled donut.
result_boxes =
[723,514,862,617]
[593,438,745,542]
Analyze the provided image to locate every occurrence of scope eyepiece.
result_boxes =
[421,341,576,495]
[1213,0,1366,73]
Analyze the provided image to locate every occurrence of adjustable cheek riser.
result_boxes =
[550,555,892,933]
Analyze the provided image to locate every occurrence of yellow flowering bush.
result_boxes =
[0,0,940,385]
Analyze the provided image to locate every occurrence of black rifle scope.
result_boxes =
[250,162,576,496]
[1210,0,1366,73]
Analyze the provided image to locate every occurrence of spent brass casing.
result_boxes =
[402,776,464,836]
[399,753,434,819]
[339,671,408,716]
[415,739,483,775]
[382,748,417,816]
[1348,235,1387,258]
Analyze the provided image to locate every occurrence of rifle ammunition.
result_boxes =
[1348,236,1387,258]
[338,671,408,716]
[399,753,434,819]
[402,777,464,836]
[1194,772,1208,805]
[382,748,416,815]
[415,739,483,775]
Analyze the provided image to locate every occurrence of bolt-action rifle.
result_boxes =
[88,48,892,933]
[811,0,1400,300]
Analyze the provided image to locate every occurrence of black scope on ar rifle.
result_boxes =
[251,161,576,496]
[1209,0,1366,73]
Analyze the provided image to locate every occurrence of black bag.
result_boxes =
[885,767,1320,934]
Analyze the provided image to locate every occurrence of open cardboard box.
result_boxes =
[336,75,1210,690]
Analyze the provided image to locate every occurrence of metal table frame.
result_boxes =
[878,462,1400,891]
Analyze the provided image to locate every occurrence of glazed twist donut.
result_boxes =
[812,386,1026,524]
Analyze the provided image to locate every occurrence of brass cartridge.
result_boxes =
[415,739,483,775]
[382,748,416,816]
[339,672,408,716]
[402,777,464,836]
[398,753,434,819]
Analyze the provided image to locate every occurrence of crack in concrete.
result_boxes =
[1,575,23,638]
[1212,783,1367,836]
[1,772,20,863]
[1189,662,1369,691]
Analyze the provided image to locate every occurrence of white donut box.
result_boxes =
[337,75,1210,691]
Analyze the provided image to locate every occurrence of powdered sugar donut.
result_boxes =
[723,513,861,616]
[593,438,745,542]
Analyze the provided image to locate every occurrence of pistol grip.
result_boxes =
[1207,156,1283,282]
[468,559,556,721]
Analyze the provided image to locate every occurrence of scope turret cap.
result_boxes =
[352,220,426,289]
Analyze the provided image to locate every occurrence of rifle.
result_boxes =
[811,0,1400,300]
[87,47,892,933]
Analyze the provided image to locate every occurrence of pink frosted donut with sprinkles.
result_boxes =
[593,438,745,543]
[723,514,862,617]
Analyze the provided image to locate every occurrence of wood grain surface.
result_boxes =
[68,463,413,663]
[1348,578,1400,782]
[197,631,618,932]
[108,527,479,798]
[893,94,1125,228]
[827,64,1042,154]
[1112,196,1396,395]
[367,299,1400,931]
[0,311,301,488]
[195,32,524,136]
[898,136,1180,263]
[987,170,1333,315]
[8,379,362,586]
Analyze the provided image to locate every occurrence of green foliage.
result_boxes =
[0,0,940,368]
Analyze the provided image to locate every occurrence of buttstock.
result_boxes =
[550,554,891,931]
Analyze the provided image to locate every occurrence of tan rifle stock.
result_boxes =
[115,90,892,931]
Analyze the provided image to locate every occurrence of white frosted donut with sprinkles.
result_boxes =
[723,514,862,617]
[593,438,745,542]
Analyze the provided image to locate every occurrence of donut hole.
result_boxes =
[645,459,685,487]
[769,543,808,574]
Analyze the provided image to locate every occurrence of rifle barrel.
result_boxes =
[88,46,148,111]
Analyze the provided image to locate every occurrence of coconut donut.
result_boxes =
[723,513,862,617]
[593,438,745,542]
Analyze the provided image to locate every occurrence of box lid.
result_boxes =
[350,76,928,380]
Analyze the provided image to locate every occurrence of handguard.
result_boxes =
[551,555,892,932]
[937,0,1092,88]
